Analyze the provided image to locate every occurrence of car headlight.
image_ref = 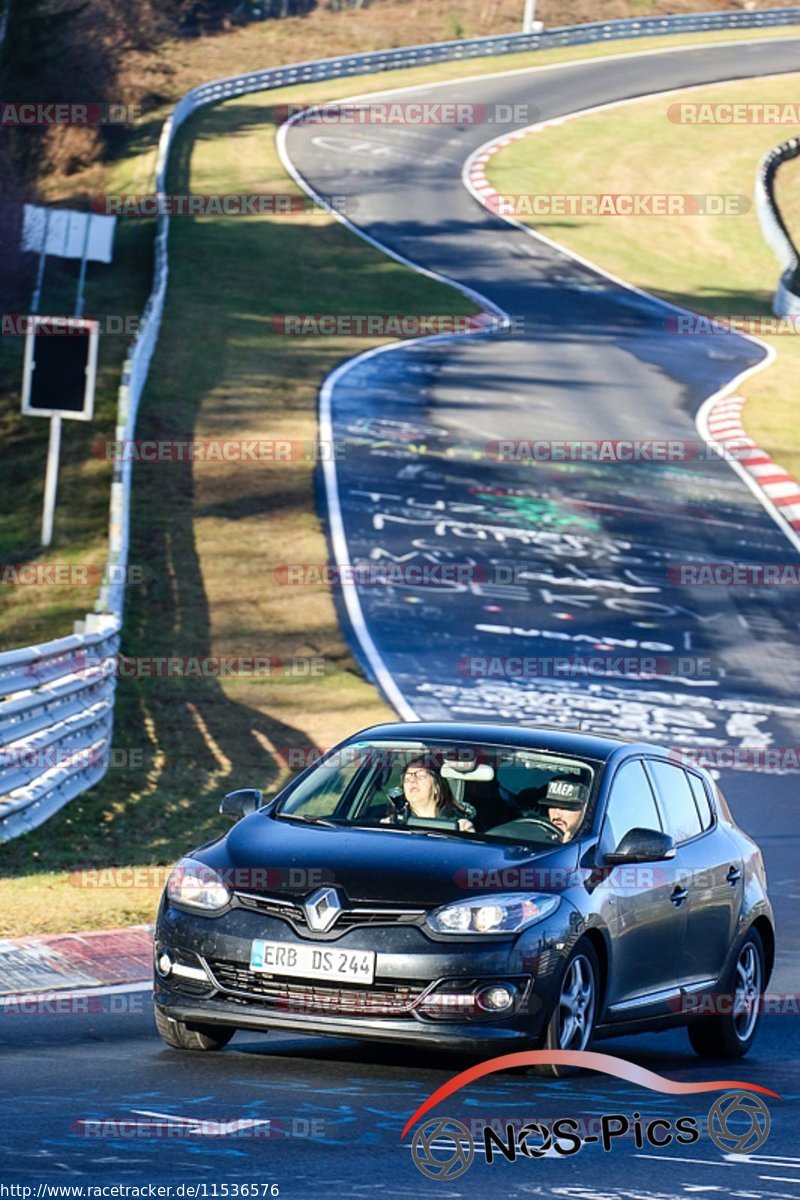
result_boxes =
[426,893,560,935]
[166,858,230,912]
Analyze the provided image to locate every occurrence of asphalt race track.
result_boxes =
[3,37,800,1200]
[282,39,800,992]
[1,984,800,1195]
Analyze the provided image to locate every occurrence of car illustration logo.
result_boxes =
[303,887,342,932]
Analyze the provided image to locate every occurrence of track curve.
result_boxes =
[282,37,800,991]
[4,40,800,1196]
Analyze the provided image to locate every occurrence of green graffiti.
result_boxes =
[472,491,600,531]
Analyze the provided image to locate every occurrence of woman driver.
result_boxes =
[388,760,475,832]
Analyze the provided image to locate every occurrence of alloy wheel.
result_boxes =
[558,953,596,1052]
[732,941,762,1043]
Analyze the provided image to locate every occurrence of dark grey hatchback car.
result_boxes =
[154,722,774,1071]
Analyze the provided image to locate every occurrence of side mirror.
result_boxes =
[605,827,675,864]
[219,788,263,821]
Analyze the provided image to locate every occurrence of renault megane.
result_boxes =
[154,722,773,1072]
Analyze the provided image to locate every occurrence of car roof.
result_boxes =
[346,720,666,763]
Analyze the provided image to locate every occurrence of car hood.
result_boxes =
[199,812,580,907]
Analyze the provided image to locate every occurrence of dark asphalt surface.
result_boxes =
[4,37,800,1199]
[1,988,799,1196]
[282,37,800,715]
[283,39,800,986]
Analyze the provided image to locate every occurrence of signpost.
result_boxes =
[21,316,100,546]
[522,0,540,33]
[19,205,116,546]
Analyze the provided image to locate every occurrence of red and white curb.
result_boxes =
[467,128,530,206]
[0,925,153,998]
[705,395,800,532]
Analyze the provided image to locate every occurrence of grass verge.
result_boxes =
[485,71,800,482]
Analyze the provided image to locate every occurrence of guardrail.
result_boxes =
[3,7,800,842]
[0,613,119,840]
[756,136,800,317]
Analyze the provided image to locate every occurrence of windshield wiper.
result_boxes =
[276,813,338,827]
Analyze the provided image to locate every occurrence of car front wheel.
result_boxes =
[533,940,600,1077]
[688,927,765,1059]
[154,1006,236,1051]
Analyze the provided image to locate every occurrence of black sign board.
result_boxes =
[21,316,99,421]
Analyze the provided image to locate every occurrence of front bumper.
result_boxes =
[153,899,572,1050]
[154,991,542,1052]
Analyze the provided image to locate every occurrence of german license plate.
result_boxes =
[249,940,376,984]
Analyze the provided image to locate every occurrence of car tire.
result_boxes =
[532,939,600,1077]
[687,926,765,1060]
[154,1006,236,1051]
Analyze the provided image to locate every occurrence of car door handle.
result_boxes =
[670,887,689,906]
[726,866,742,886]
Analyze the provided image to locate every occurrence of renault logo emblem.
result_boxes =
[303,887,342,932]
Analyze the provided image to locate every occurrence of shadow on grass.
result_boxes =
[1,112,329,877]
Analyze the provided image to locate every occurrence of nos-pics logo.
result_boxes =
[410,1091,771,1179]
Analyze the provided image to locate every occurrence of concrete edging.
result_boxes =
[0,925,153,999]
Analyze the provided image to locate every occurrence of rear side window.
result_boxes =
[686,771,714,831]
[647,760,703,843]
[603,760,662,850]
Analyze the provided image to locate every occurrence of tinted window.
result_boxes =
[647,760,703,843]
[275,740,596,845]
[603,760,662,850]
[687,772,714,831]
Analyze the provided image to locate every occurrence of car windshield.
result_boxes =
[274,740,598,846]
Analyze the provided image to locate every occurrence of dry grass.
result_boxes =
[151,0,799,102]
[149,6,800,110]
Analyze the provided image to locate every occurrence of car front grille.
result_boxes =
[205,958,425,1017]
[233,890,426,936]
